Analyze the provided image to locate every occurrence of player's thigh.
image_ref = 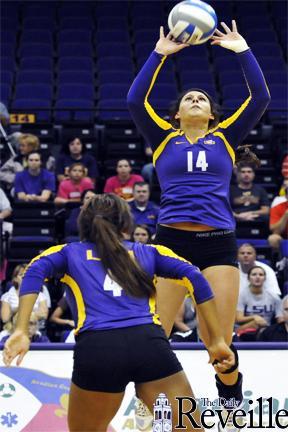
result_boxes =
[199,265,239,345]
[155,277,187,336]
[136,370,204,431]
[68,382,124,432]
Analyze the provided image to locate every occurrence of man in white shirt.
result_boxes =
[238,243,281,296]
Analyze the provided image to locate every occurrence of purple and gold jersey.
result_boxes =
[127,50,270,229]
[20,241,213,334]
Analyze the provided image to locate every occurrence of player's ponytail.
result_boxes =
[235,144,261,168]
[78,194,155,298]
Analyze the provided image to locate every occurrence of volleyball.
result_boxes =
[168,0,218,45]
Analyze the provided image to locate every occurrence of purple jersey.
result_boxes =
[127,50,270,229]
[20,241,213,334]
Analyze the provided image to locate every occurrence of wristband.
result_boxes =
[219,39,249,53]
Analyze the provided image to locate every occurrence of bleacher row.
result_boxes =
[1,0,287,122]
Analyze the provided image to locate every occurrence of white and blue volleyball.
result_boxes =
[168,0,217,45]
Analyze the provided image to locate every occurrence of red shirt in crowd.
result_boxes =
[104,174,144,201]
[57,178,94,200]
[270,196,288,238]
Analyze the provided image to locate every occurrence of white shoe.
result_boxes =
[135,398,153,431]
[218,409,243,432]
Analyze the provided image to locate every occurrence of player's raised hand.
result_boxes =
[211,20,249,53]
[3,330,30,367]
[155,26,190,56]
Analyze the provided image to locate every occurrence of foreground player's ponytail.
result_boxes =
[78,194,156,298]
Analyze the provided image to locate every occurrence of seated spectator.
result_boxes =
[0,133,55,191]
[55,163,94,205]
[129,182,159,235]
[14,151,55,202]
[49,294,74,341]
[238,243,281,296]
[171,296,198,342]
[56,136,98,185]
[257,295,288,342]
[132,224,151,244]
[230,163,270,224]
[236,266,283,338]
[268,184,288,252]
[0,264,48,325]
[1,312,50,343]
[0,187,12,235]
[65,189,96,237]
[104,159,144,201]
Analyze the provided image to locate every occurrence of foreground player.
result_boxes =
[128,21,270,430]
[3,194,234,431]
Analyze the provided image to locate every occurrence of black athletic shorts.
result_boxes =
[154,225,238,271]
[72,324,182,392]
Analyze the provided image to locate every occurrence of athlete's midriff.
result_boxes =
[161,222,215,232]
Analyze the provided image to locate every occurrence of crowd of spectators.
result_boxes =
[0,129,287,343]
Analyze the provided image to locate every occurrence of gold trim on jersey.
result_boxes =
[214,132,235,164]
[218,96,251,130]
[153,131,183,166]
[61,273,86,335]
[24,244,67,272]
[144,55,172,131]
[149,296,161,325]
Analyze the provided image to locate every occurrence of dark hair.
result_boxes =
[235,146,261,168]
[61,137,87,155]
[133,181,150,190]
[248,265,266,279]
[169,88,221,130]
[132,224,152,241]
[80,188,95,201]
[78,194,155,298]
[26,150,42,161]
[68,162,86,172]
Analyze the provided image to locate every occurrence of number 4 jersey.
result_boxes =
[19,241,213,334]
[127,49,270,229]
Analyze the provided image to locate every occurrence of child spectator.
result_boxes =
[132,224,151,244]
[55,163,94,205]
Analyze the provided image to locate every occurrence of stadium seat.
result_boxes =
[20,57,53,71]
[97,57,134,72]
[56,84,94,101]
[98,99,131,121]
[21,30,53,44]
[58,57,94,72]
[95,30,130,44]
[54,99,95,122]
[11,99,52,122]
[15,84,53,101]
[22,17,56,30]
[59,17,94,29]
[58,71,94,85]
[58,44,93,58]
[18,43,54,58]
[58,30,92,45]
[96,43,132,58]
[98,71,134,86]
[16,70,53,85]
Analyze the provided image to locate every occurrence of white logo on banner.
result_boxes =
[0,372,41,431]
